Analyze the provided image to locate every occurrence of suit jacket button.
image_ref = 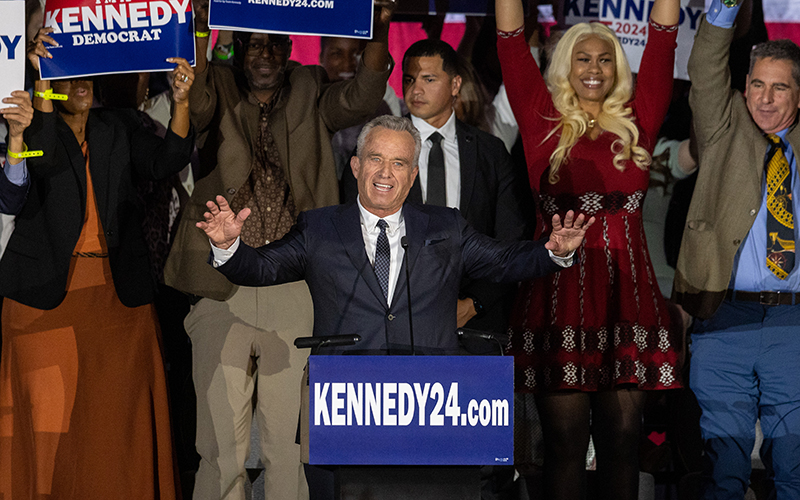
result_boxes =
[227,188,236,195]
[387,314,395,321]
[750,209,756,216]
[733,239,741,245]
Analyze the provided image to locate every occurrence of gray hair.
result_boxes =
[356,115,422,167]
[750,39,800,88]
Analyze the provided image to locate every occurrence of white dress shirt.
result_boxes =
[411,111,461,209]
[356,197,405,305]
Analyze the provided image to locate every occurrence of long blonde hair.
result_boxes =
[543,22,650,184]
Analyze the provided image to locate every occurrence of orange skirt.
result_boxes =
[0,255,178,499]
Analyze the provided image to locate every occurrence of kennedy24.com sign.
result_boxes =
[208,0,373,39]
[40,0,194,79]
[309,355,514,465]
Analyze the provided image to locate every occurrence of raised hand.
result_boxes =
[1,91,34,165]
[372,0,396,41]
[1,91,34,139]
[193,0,210,32]
[545,210,595,257]
[196,195,251,250]
[27,27,57,73]
[168,57,195,105]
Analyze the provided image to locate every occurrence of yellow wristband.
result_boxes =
[7,143,43,159]
[195,31,211,38]
[34,89,68,101]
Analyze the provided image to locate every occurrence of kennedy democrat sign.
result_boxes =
[208,0,373,39]
[40,0,195,79]
[564,0,700,80]
[309,355,514,465]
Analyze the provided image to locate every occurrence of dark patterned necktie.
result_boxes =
[374,219,390,301]
[426,132,446,206]
[765,134,795,279]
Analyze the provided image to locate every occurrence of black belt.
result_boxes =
[725,289,800,306]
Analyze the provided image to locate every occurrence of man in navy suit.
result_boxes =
[198,115,593,354]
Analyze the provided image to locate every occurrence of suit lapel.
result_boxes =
[456,120,477,218]
[333,203,388,307]
[58,115,89,217]
[86,113,112,224]
[408,176,424,204]
[391,204,429,308]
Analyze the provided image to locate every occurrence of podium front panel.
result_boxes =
[308,355,513,465]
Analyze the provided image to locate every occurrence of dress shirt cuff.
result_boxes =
[706,0,740,29]
[211,237,240,267]
[3,157,28,186]
[549,249,574,268]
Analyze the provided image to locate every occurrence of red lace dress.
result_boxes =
[497,22,683,392]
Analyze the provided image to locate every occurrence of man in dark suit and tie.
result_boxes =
[200,114,591,354]
[199,114,592,498]
[401,38,535,337]
[343,39,534,338]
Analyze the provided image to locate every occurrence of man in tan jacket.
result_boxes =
[675,1,800,497]
[163,2,395,498]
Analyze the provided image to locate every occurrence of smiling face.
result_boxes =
[568,35,616,114]
[52,79,94,115]
[351,127,419,218]
[320,37,364,82]
[746,57,800,134]
[403,55,462,129]
[243,33,291,95]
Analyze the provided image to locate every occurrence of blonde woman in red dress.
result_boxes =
[494,0,682,498]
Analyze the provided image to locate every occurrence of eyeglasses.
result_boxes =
[245,40,290,57]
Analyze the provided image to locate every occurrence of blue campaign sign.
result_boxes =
[40,0,195,80]
[309,355,514,465]
[208,0,373,39]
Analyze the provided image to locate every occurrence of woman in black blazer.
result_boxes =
[0,28,194,499]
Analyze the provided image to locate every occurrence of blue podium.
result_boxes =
[301,355,514,499]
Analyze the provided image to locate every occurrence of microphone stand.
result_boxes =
[401,236,415,355]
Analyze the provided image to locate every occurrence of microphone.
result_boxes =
[456,328,508,356]
[294,334,361,355]
[400,236,416,355]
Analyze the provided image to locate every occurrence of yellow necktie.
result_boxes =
[766,134,794,279]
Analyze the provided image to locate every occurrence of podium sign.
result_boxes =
[309,355,513,465]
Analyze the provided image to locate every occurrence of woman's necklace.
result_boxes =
[587,118,596,128]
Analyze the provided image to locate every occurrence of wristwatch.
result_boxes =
[461,295,485,319]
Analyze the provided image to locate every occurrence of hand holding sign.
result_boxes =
[194,0,209,32]
[26,27,56,73]
[168,56,194,105]
[1,91,34,137]
[373,0,398,39]
[0,91,34,165]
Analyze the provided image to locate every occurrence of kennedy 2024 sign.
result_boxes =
[564,0,700,80]
[40,0,194,79]
[309,356,514,465]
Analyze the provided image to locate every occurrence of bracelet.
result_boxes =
[721,0,741,7]
[7,143,43,159]
[195,31,211,38]
[34,88,68,101]
[214,44,234,61]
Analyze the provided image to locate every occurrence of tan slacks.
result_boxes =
[186,282,313,500]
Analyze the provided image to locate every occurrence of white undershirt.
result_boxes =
[411,111,461,209]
